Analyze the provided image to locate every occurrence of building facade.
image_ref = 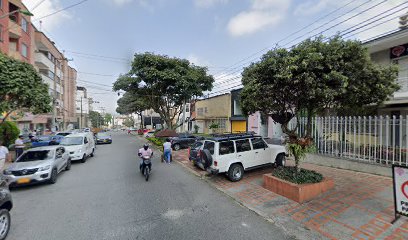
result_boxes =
[193,94,231,134]
[366,28,408,116]
[230,89,247,133]
[76,87,89,129]
[0,0,34,64]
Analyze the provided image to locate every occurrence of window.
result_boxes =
[21,18,28,33]
[252,138,268,150]
[203,141,215,155]
[205,107,208,113]
[21,43,28,58]
[185,104,190,113]
[219,141,235,155]
[0,25,3,42]
[234,100,242,115]
[235,139,251,152]
[197,108,204,116]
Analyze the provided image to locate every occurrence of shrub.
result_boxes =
[0,121,20,147]
[147,137,165,146]
[272,166,323,184]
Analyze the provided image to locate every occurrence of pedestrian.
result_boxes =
[163,138,172,164]
[0,140,10,170]
[14,135,25,160]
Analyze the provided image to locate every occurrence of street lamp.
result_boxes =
[0,9,34,19]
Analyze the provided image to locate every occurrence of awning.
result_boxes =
[32,116,49,124]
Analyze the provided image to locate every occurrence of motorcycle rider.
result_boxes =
[138,143,153,172]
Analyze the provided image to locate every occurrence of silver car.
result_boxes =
[3,146,71,187]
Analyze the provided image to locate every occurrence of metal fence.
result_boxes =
[290,116,408,167]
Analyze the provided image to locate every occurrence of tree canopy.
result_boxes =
[241,36,399,138]
[89,111,104,128]
[104,113,113,125]
[0,53,52,122]
[113,53,214,129]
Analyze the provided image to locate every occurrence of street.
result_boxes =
[7,132,292,240]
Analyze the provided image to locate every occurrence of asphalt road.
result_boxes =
[7,132,293,240]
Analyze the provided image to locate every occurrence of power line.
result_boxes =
[64,50,131,62]
[34,0,91,21]
[31,0,47,11]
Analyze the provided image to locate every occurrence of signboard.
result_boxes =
[392,165,408,223]
[390,44,408,59]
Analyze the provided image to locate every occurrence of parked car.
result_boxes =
[31,135,64,148]
[95,132,112,144]
[56,132,73,137]
[188,141,204,162]
[83,128,91,132]
[59,132,96,163]
[193,134,286,182]
[0,180,12,239]
[171,133,204,151]
[144,131,156,138]
[3,146,71,186]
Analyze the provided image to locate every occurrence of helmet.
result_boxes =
[143,144,149,150]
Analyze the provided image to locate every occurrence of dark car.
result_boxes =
[0,180,13,239]
[188,141,204,162]
[96,132,112,144]
[171,133,204,151]
[31,135,64,148]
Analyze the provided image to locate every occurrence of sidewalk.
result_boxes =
[173,149,408,240]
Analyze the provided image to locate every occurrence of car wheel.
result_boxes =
[173,144,181,151]
[65,158,72,171]
[0,209,10,240]
[228,164,244,182]
[90,149,95,157]
[276,154,286,167]
[200,150,213,169]
[49,169,58,184]
[81,154,87,163]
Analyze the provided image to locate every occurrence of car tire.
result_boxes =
[90,149,95,157]
[228,164,244,182]
[200,150,213,169]
[0,209,11,240]
[173,144,181,151]
[49,169,58,184]
[81,154,87,163]
[276,154,286,167]
[65,158,72,171]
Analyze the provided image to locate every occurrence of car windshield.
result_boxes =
[97,133,109,138]
[57,133,71,136]
[18,150,53,162]
[38,136,51,141]
[192,141,203,149]
[60,137,83,146]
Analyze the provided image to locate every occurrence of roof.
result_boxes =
[65,133,89,137]
[27,146,60,151]
[205,133,261,142]
[363,28,408,53]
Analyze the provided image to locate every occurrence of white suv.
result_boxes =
[193,134,286,182]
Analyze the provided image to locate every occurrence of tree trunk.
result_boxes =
[1,111,13,124]
[306,108,313,138]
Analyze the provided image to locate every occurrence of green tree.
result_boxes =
[123,117,135,128]
[89,111,104,128]
[113,53,214,129]
[0,53,52,123]
[116,92,149,129]
[104,113,113,126]
[241,36,399,170]
[0,121,20,147]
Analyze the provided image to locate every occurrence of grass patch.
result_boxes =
[272,166,323,184]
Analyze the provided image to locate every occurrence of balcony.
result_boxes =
[35,52,54,70]
[8,20,21,38]
[41,74,54,88]
[8,49,21,61]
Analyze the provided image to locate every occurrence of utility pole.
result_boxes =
[52,57,72,132]
[80,96,83,129]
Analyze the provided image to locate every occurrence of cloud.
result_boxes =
[194,0,228,8]
[294,0,331,16]
[23,0,72,31]
[112,0,134,6]
[227,0,291,37]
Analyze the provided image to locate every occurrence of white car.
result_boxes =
[59,133,96,163]
[3,146,71,186]
[193,134,286,182]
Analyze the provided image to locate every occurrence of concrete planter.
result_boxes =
[263,174,334,203]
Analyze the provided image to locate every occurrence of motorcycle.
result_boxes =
[140,155,152,181]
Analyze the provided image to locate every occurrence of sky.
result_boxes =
[22,0,407,114]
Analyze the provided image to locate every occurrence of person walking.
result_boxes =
[163,138,172,164]
[0,141,10,170]
[14,135,25,160]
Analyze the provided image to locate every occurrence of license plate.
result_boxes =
[104,139,107,142]
[17,178,30,184]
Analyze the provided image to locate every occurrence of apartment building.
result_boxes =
[365,28,408,115]
[192,94,231,134]
[76,87,90,129]
[0,0,34,64]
